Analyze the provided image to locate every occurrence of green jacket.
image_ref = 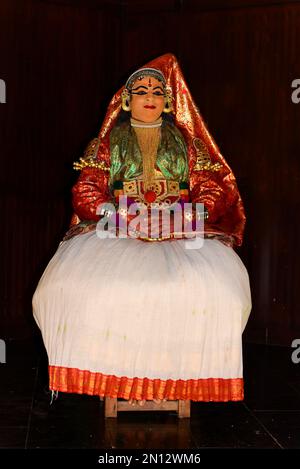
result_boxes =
[109,119,189,192]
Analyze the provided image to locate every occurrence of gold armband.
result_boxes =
[73,137,110,171]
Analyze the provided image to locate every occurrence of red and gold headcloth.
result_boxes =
[93,53,246,247]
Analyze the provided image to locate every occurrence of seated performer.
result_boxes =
[32,53,252,407]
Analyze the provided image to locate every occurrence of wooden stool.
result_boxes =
[104,398,190,418]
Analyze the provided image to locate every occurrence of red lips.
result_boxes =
[144,105,156,109]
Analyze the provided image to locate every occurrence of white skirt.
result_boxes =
[32,231,252,400]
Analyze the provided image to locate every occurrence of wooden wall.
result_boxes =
[1,0,299,345]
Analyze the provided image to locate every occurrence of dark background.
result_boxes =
[0,0,299,345]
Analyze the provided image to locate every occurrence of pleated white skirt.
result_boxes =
[33,231,251,385]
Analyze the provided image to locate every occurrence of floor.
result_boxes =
[0,337,300,449]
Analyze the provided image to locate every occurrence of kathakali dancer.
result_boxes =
[33,53,252,406]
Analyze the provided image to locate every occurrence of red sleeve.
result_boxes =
[72,167,111,221]
[190,171,238,224]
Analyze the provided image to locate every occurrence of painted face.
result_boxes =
[130,76,165,123]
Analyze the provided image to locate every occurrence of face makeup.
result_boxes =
[130,76,165,123]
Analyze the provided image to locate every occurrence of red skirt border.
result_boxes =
[49,366,244,402]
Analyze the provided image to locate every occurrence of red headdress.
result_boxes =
[72,53,246,247]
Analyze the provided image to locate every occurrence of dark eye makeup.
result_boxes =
[131,91,165,96]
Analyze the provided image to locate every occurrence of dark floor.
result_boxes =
[0,337,300,449]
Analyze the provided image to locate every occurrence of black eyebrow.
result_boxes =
[131,85,164,92]
[131,85,148,91]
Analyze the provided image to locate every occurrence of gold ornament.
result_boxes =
[163,86,173,113]
[73,158,110,171]
[73,137,110,171]
[121,88,131,112]
[192,138,223,172]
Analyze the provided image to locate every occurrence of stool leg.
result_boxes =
[178,399,191,418]
[104,397,117,418]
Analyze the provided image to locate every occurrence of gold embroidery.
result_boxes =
[73,137,110,171]
[123,180,138,194]
[123,179,180,205]
[193,138,222,172]
[169,181,179,192]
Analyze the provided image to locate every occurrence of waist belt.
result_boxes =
[113,179,189,206]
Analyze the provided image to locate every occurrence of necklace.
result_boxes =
[131,119,161,199]
[130,117,162,128]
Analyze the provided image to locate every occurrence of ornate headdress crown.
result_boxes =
[125,67,166,90]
